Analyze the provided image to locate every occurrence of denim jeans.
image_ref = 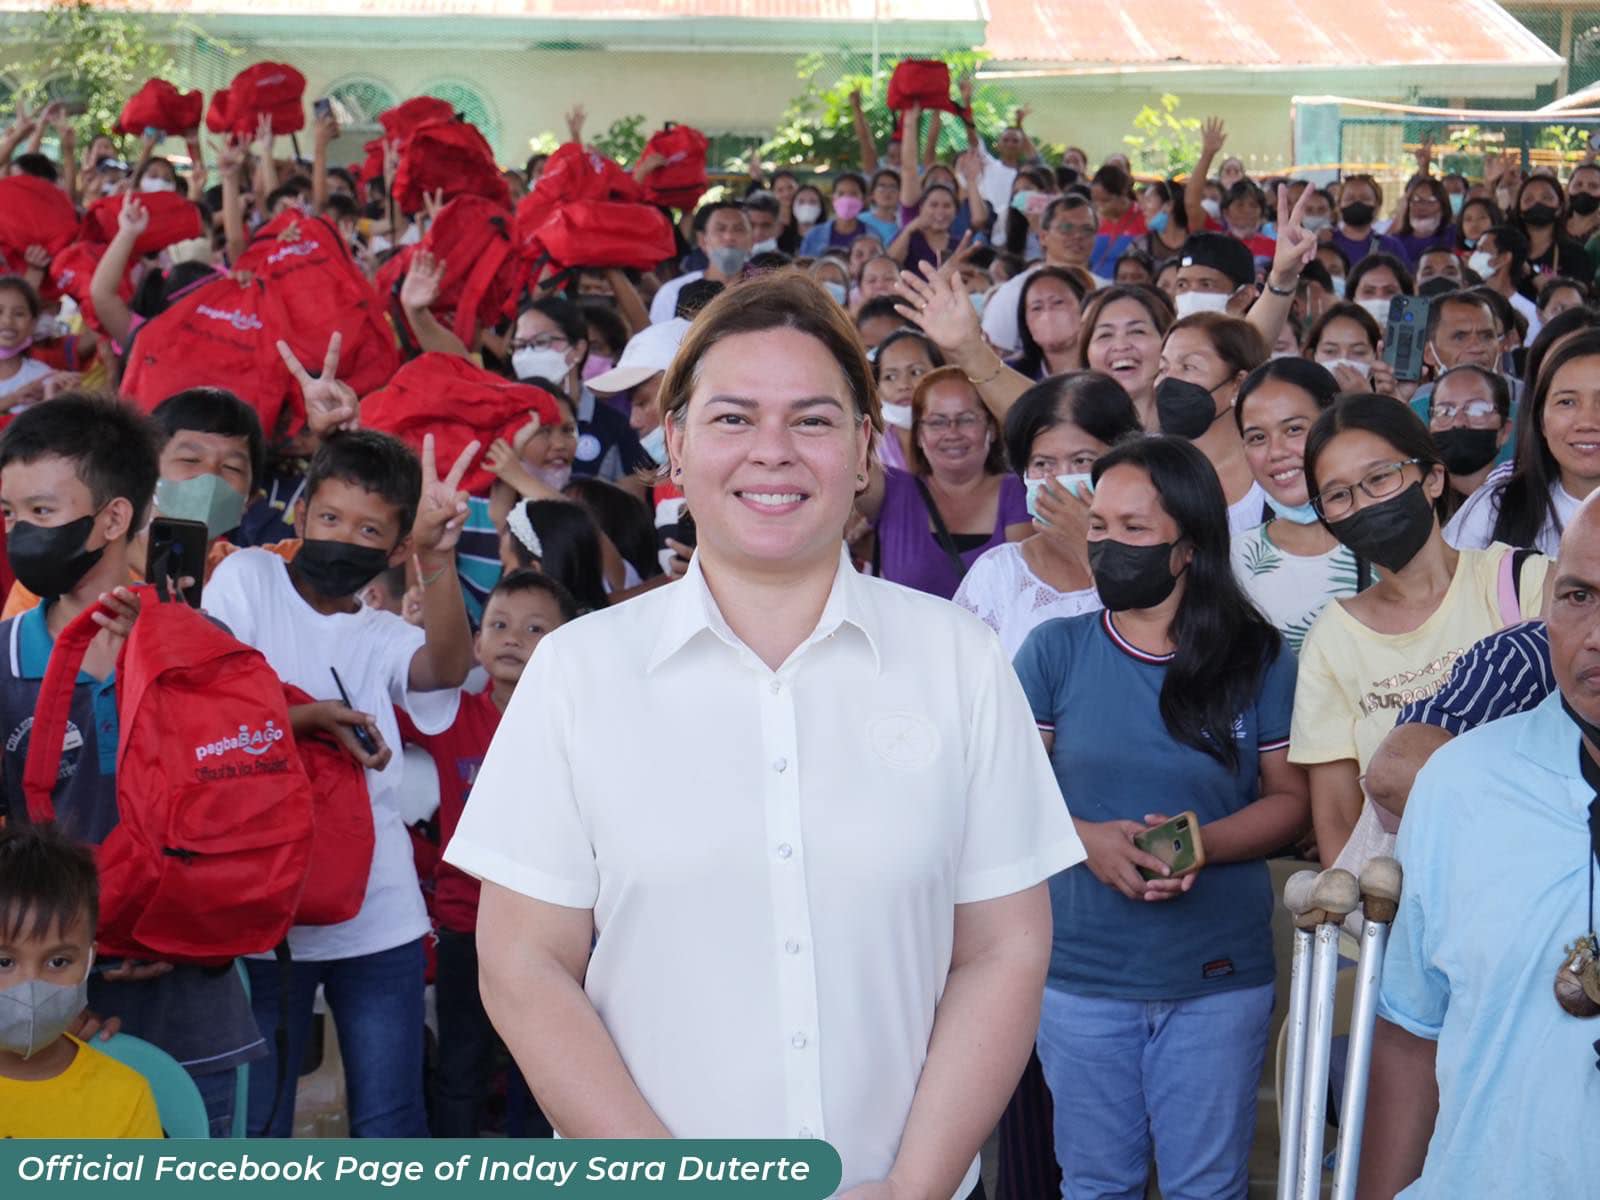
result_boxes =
[192,1066,238,1138]
[433,928,547,1138]
[1035,982,1274,1200]
[244,938,429,1137]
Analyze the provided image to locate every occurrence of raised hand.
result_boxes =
[213,136,246,174]
[958,74,974,108]
[1200,116,1227,159]
[421,187,446,224]
[893,256,980,353]
[314,107,340,146]
[564,104,586,144]
[1015,103,1033,128]
[23,244,51,271]
[400,249,446,311]
[383,137,402,185]
[412,433,479,559]
[482,437,539,497]
[1267,178,1319,286]
[278,332,359,438]
[254,112,274,151]
[117,197,151,240]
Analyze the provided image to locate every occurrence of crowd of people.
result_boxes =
[0,60,1596,1200]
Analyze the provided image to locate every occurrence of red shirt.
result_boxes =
[400,688,502,933]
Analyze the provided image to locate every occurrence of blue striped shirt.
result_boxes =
[1395,620,1553,734]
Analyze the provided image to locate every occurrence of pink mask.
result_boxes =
[582,353,615,382]
[0,338,32,361]
[833,195,864,221]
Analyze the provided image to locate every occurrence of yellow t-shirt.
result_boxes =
[1288,544,1550,772]
[0,1035,162,1138]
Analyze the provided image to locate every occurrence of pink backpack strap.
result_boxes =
[1497,545,1530,626]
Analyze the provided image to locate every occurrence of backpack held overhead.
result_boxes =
[23,589,317,965]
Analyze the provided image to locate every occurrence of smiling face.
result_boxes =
[515,395,580,476]
[920,188,957,233]
[1460,201,1495,243]
[476,586,567,688]
[848,235,884,277]
[1040,205,1097,267]
[1239,378,1321,506]
[876,337,935,409]
[664,327,869,578]
[859,256,900,302]
[1085,297,1163,401]
[0,286,33,356]
[1541,353,1600,492]
[158,430,254,498]
[915,374,993,481]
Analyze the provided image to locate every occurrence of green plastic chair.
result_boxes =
[96,1033,210,1138]
[233,959,252,1137]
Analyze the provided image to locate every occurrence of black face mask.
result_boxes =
[1088,538,1183,611]
[1521,203,1559,228]
[1570,192,1600,217]
[8,514,105,599]
[1326,481,1436,573]
[1433,427,1500,477]
[290,537,394,600]
[1156,377,1226,440]
[1340,201,1375,227]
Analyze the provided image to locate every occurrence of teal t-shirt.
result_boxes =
[1013,609,1295,1000]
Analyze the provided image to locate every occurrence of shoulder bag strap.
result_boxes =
[22,599,114,823]
[912,475,971,582]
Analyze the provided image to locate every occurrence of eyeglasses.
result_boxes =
[1312,458,1421,520]
[921,413,987,433]
[511,334,569,352]
[1049,223,1097,238]
[1430,399,1499,427]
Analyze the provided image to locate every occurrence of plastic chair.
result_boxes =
[96,1033,210,1138]
[233,959,252,1137]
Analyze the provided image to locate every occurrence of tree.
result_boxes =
[0,1,206,145]
[1122,94,1202,177]
[757,51,1028,174]
[592,113,647,166]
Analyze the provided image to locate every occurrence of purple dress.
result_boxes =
[873,467,1029,600]
[1329,228,1409,269]
[1390,226,1455,270]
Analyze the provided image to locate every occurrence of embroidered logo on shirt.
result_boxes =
[867,713,941,770]
[1202,958,1235,980]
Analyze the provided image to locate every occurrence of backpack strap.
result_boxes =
[1497,545,1536,625]
[452,220,512,347]
[22,598,117,824]
[912,475,971,582]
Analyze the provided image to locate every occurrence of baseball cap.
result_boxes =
[1178,233,1255,290]
[588,317,691,395]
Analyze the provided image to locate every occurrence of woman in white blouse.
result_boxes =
[446,272,1084,1200]
[955,372,1140,656]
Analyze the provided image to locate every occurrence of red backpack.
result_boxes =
[380,96,456,144]
[236,211,400,423]
[392,118,509,216]
[23,591,317,965]
[515,143,670,279]
[375,195,525,351]
[280,685,374,928]
[47,242,128,330]
[206,62,305,137]
[640,123,710,211]
[81,192,204,258]
[886,59,968,138]
[118,78,203,136]
[0,176,80,266]
[361,353,562,497]
[121,274,295,437]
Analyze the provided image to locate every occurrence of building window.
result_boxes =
[325,76,398,129]
[419,79,500,150]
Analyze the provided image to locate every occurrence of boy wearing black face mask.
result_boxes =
[202,428,475,1137]
[0,393,266,1136]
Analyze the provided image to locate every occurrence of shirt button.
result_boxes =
[791,1032,807,1049]
[776,843,793,860]
[784,938,801,955]
[769,680,782,694]
[773,757,788,773]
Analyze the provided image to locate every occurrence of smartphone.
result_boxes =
[1133,811,1206,881]
[145,517,208,607]
[313,97,333,121]
[1382,294,1431,383]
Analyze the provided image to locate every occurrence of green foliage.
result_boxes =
[0,1,214,145]
[593,113,647,166]
[1121,94,1201,177]
[756,51,1023,175]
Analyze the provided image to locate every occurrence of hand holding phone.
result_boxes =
[146,517,207,607]
[1382,294,1431,383]
[1133,811,1206,882]
[330,667,378,756]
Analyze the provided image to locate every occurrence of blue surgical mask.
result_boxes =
[1266,495,1322,525]
[639,423,667,467]
[970,292,987,316]
[1148,210,1169,235]
[1261,222,1278,239]
[1024,473,1093,523]
[823,281,847,305]
[1449,192,1465,217]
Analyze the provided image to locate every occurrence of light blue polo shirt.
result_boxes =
[1379,690,1599,1197]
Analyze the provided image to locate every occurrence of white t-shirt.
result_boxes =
[445,547,1084,1195]
[1443,460,1578,557]
[980,264,1109,356]
[204,548,460,961]
[1227,480,1270,537]
[953,540,1101,659]
[649,271,705,324]
[1509,291,1541,344]
[1231,522,1362,654]
[0,356,51,409]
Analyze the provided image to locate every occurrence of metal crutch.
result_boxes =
[1277,870,1320,1200]
[1329,856,1403,1200]
[1290,868,1358,1200]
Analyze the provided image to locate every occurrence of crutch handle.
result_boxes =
[1284,869,1320,929]
[1358,855,1403,924]
[1303,867,1359,928]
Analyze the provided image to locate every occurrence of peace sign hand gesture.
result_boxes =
[1267,179,1319,289]
[278,332,359,439]
[412,433,480,560]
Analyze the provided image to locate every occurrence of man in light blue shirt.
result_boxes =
[1361,497,1600,1197]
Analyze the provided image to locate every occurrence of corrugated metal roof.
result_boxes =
[981,0,1562,69]
[1,0,978,21]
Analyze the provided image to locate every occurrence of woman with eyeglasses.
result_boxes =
[856,365,1031,599]
[1288,394,1550,870]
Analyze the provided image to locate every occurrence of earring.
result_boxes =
[674,466,683,476]
[857,473,865,483]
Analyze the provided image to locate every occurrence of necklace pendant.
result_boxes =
[1556,936,1600,1018]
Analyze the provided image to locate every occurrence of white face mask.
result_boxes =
[793,202,823,225]
[822,281,847,304]
[1410,216,1441,237]
[1302,215,1332,233]
[1328,275,1346,299]
[533,463,573,492]
[0,952,93,1059]
[1319,356,1372,379]
[881,401,914,431]
[1357,297,1394,326]
[638,423,667,466]
[1174,289,1232,319]
[1200,198,1222,221]
[139,176,177,194]
[1468,250,1496,278]
[751,238,778,255]
[513,347,571,384]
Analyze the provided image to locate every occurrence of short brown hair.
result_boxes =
[1167,311,1269,377]
[1074,285,1176,370]
[909,365,1006,476]
[0,823,98,944]
[658,270,881,438]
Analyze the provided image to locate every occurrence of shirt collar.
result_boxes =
[15,601,109,685]
[1517,690,1588,787]
[647,545,881,677]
